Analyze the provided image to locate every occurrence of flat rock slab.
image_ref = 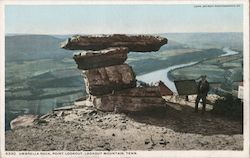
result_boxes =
[83,64,136,96]
[92,95,166,112]
[61,34,168,52]
[90,86,167,112]
[73,47,128,70]
[10,115,38,130]
[114,86,162,97]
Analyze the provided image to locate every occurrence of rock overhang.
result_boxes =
[60,34,168,52]
[61,34,171,112]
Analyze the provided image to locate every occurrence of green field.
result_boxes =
[127,48,225,75]
[5,58,85,130]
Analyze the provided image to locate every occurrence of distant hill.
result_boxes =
[4,33,243,131]
[5,33,243,62]
[161,32,243,51]
[54,33,243,51]
[159,39,189,51]
[5,35,73,62]
[5,34,188,62]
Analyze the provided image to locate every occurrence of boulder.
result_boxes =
[90,86,167,112]
[83,64,136,96]
[92,95,166,112]
[10,115,38,130]
[61,34,168,52]
[73,47,128,70]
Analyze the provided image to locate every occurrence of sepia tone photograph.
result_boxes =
[0,0,249,158]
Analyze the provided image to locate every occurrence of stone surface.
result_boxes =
[5,97,243,151]
[73,47,128,70]
[10,115,38,130]
[92,95,166,112]
[114,86,162,97]
[155,81,174,96]
[53,105,74,111]
[61,34,168,52]
[89,85,170,112]
[83,64,136,96]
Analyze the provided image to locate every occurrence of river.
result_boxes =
[137,62,198,93]
[220,47,239,57]
[136,47,239,94]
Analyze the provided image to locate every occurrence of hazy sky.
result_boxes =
[5,4,243,34]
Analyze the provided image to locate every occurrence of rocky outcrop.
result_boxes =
[5,96,243,151]
[83,64,136,96]
[61,34,168,52]
[93,95,166,112]
[61,34,171,112]
[91,86,167,112]
[73,47,128,70]
[10,115,38,130]
[114,86,163,97]
[157,81,174,96]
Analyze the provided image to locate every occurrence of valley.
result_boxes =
[5,33,243,130]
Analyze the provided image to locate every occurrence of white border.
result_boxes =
[0,1,5,158]
[0,0,249,158]
[243,0,250,155]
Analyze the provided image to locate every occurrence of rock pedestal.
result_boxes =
[91,86,167,112]
[83,64,136,96]
[61,34,171,112]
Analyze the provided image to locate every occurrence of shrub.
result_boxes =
[211,94,243,121]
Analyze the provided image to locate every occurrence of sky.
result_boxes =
[5,4,243,34]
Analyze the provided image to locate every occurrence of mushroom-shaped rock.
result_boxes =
[73,47,128,70]
[83,64,136,96]
[61,34,168,52]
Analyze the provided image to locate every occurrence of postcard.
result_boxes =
[0,0,249,158]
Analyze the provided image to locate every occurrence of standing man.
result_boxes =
[195,75,210,114]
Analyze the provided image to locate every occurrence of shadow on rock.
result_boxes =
[126,103,243,136]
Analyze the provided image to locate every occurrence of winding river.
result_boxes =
[137,62,198,93]
[220,47,239,57]
[136,47,239,94]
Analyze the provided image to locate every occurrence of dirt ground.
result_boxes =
[5,95,243,151]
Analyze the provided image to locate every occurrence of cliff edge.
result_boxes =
[5,95,242,150]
